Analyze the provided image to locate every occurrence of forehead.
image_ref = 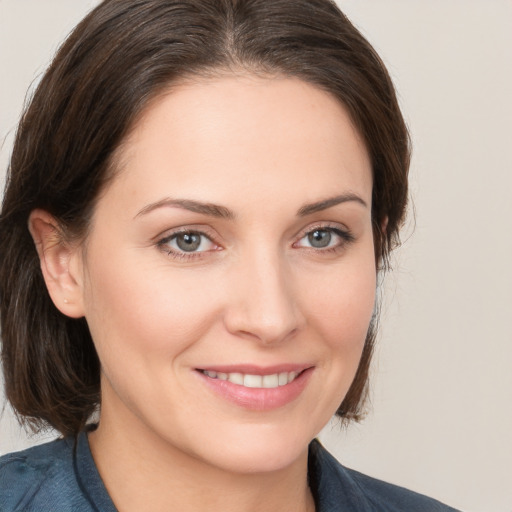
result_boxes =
[107,74,372,212]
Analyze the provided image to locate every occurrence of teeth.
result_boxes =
[262,374,279,388]
[244,374,262,388]
[202,370,300,388]
[228,372,244,385]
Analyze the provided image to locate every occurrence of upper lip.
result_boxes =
[196,364,313,375]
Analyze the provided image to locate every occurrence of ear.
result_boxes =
[28,209,85,318]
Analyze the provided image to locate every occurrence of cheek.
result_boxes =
[82,244,224,364]
[300,250,376,408]
[289,252,376,429]
[82,225,376,376]
[301,257,377,345]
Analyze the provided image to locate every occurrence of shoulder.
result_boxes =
[341,466,461,511]
[0,437,90,511]
[309,439,461,512]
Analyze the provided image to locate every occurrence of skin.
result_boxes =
[31,74,375,512]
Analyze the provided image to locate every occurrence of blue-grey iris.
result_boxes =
[308,230,331,248]
[176,233,201,251]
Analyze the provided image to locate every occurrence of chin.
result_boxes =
[188,422,318,475]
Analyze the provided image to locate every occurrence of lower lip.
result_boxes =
[196,368,314,411]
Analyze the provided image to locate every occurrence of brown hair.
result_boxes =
[0,0,410,437]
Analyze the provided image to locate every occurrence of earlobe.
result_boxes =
[28,209,85,318]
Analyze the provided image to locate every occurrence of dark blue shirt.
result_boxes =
[0,432,460,511]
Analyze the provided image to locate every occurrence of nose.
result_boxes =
[223,251,304,345]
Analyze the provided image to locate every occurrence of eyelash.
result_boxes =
[156,224,354,260]
[157,229,219,260]
[294,224,355,253]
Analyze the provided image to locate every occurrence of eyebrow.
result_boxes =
[297,193,368,216]
[135,192,367,220]
[135,198,235,219]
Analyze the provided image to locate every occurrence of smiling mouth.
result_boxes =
[198,369,305,389]
[196,366,314,410]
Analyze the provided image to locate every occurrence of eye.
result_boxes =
[306,229,333,248]
[158,230,218,256]
[295,227,353,250]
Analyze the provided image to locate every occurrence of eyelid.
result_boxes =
[292,222,355,249]
[152,223,218,242]
[156,226,222,258]
[154,222,354,260]
[294,222,353,241]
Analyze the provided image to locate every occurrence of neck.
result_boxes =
[88,410,315,512]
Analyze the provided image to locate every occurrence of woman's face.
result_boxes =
[76,75,375,473]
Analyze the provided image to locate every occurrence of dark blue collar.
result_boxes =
[73,428,118,512]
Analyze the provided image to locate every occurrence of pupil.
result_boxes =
[308,230,331,248]
[176,233,201,252]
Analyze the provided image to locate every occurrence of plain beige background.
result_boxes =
[1,1,511,511]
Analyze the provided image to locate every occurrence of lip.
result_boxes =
[195,364,314,411]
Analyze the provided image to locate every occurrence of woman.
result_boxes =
[0,0,459,510]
